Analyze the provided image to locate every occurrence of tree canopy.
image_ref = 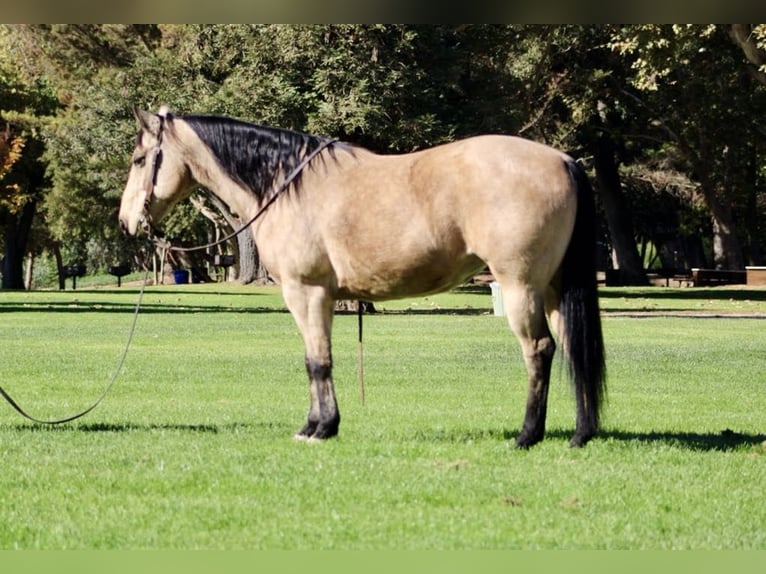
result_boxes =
[1,24,764,289]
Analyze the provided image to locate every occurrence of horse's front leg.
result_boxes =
[281,283,340,441]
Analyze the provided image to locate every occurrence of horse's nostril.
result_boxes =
[119,219,128,235]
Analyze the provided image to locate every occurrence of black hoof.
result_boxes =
[515,429,544,448]
[569,431,595,448]
[311,420,339,440]
[294,421,318,441]
[293,419,339,441]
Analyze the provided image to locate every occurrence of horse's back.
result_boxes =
[407,134,571,202]
[337,134,573,220]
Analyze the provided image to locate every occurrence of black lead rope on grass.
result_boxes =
[0,269,149,425]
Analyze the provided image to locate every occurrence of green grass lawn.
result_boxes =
[0,283,764,549]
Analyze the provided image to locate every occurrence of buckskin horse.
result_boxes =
[118,106,606,447]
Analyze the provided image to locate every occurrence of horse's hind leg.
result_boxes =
[281,283,340,441]
[501,283,556,448]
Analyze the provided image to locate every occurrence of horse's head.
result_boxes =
[118,106,194,237]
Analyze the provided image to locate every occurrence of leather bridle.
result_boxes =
[137,112,167,236]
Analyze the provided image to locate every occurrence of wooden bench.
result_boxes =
[691,268,746,287]
[651,268,693,287]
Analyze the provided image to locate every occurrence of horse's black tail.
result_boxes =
[559,159,606,446]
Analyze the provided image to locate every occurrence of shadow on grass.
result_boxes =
[5,421,291,434]
[599,287,766,315]
[594,428,766,451]
[378,308,491,316]
[0,300,292,315]
[601,288,766,302]
[4,421,763,452]
[6,284,764,317]
[412,426,766,452]
[1,299,495,316]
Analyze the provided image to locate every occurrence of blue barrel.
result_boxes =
[173,269,190,284]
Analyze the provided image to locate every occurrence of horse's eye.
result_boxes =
[133,155,146,167]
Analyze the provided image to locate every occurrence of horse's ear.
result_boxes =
[133,105,162,137]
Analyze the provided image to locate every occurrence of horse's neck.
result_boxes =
[200,171,260,221]
[180,136,263,220]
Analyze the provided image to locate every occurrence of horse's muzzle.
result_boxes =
[118,214,151,238]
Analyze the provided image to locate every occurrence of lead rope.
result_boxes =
[0,269,150,425]
[358,302,365,406]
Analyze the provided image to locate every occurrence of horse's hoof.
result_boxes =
[515,430,544,448]
[569,433,594,448]
[309,429,338,441]
[295,421,318,440]
[294,434,328,444]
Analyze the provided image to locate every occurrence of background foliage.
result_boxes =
[1,25,765,288]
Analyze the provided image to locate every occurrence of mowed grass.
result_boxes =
[0,283,764,549]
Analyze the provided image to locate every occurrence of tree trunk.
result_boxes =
[743,145,762,265]
[234,225,261,283]
[1,199,36,290]
[52,241,65,290]
[204,193,268,284]
[728,25,766,87]
[703,184,745,269]
[592,136,648,285]
[24,251,34,290]
[694,155,745,270]
[744,186,763,265]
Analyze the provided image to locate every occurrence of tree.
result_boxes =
[3,24,764,287]
[728,24,766,86]
[4,25,532,283]
[0,46,58,289]
[559,26,648,284]
[0,25,164,286]
[610,24,766,269]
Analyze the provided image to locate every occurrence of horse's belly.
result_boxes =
[333,251,485,301]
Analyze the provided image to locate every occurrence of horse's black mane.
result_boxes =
[181,114,338,198]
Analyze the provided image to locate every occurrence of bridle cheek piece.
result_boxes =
[139,117,166,238]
